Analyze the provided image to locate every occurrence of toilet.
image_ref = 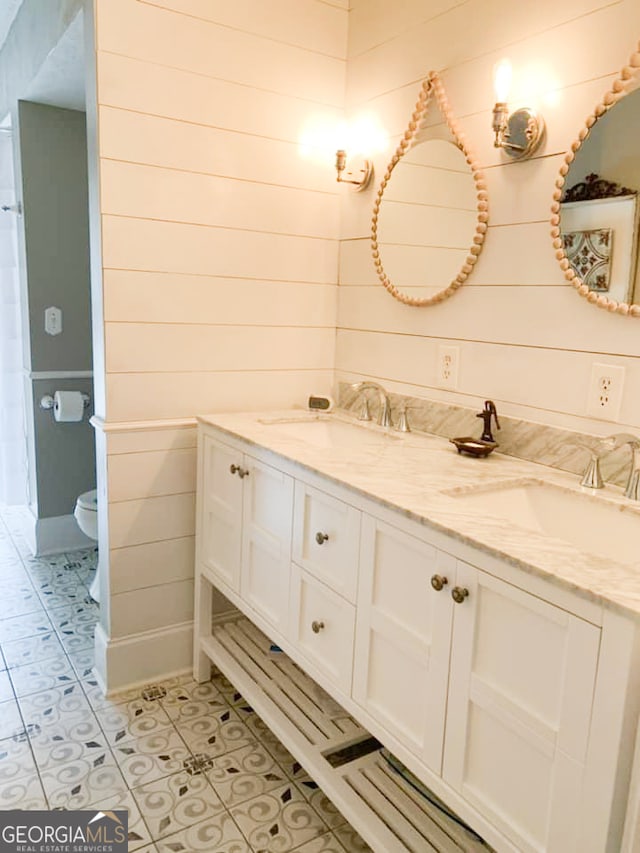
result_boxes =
[74,488,98,540]
[74,489,100,601]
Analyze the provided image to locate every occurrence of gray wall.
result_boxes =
[31,378,95,517]
[18,101,92,371]
[17,101,94,519]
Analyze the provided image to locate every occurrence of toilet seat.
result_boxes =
[77,489,98,512]
[75,489,98,541]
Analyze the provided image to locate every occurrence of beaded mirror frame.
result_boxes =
[551,41,640,317]
[371,71,489,307]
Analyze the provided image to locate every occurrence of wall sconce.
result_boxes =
[491,59,545,159]
[335,149,373,191]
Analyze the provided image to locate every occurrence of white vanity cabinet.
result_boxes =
[353,513,602,853]
[287,481,360,693]
[353,514,455,773]
[194,421,640,853]
[443,563,601,853]
[197,431,293,635]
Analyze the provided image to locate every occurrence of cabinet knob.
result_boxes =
[315,531,329,545]
[311,620,325,634]
[451,586,469,604]
[229,464,249,478]
[430,574,448,592]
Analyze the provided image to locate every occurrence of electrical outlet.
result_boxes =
[437,345,459,390]
[586,363,625,421]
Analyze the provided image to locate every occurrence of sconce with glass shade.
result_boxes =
[492,59,545,159]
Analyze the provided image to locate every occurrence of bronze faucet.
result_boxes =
[476,400,500,443]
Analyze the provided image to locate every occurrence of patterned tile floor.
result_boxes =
[0,506,371,852]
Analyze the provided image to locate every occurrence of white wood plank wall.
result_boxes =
[96,0,346,423]
[337,0,640,435]
[91,0,348,653]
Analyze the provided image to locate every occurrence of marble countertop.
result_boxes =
[197,409,640,621]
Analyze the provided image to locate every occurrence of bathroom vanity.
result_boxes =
[193,410,640,853]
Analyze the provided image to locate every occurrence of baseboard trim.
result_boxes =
[23,512,95,557]
[94,621,194,694]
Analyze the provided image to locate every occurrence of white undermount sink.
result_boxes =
[257,415,400,449]
[448,479,640,568]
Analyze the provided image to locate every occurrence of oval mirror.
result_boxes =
[552,49,640,317]
[371,71,488,307]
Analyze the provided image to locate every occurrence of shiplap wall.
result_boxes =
[91,0,347,687]
[336,0,640,436]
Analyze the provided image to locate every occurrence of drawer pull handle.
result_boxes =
[229,464,249,479]
[311,620,325,634]
[315,531,329,545]
[451,586,469,604]
[430,574,448,592]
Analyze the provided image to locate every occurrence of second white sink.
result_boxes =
[448,479,640,568]
[258,415,400,450]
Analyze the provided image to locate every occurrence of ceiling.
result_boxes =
[0,0,86,112]
[24,11,85,111]
[0,0,23,50]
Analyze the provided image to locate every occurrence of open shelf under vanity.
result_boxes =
[200,610,489,853]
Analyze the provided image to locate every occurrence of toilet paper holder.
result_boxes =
[40,393,90,411]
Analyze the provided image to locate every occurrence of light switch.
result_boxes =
[45,306,62,336]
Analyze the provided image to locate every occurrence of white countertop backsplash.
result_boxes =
[198,409,640,621]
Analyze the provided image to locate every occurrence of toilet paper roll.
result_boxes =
[53,391,85,423]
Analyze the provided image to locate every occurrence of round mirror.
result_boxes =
[552,52,640,317]
[372,72,488,307]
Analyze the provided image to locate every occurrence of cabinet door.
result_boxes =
[240,457,294,634]
[353,515,455,773]
[444,563,600,853]
[290,564,356,694]
[199,433,243,592]
[292,481,360,603]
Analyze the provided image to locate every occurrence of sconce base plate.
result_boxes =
[500,107,545,159]
[336,156,373,191]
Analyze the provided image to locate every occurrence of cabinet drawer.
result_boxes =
[292,481,360,603]
[289,564,356,694]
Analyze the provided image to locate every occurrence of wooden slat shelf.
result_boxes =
[199,613,490,853]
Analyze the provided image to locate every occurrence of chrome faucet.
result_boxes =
[567,439,613,489]
[568,433,640,498]
[605,434,640,500]
[350,381,393,429]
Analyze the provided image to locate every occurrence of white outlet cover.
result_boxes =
[45,306,62,336]
[586,362,625,421]
[437,345,459,390]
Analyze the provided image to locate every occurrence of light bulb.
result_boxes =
[494,59,512,103]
